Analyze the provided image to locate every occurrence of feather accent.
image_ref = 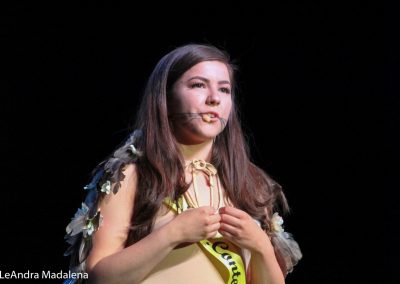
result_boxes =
[66,203,89,236]
[83,169,104,191]
[270,213,302,274]
[64,168,104,250]
[129,144,142,156]
[104,129,143,194]
[83,188,98,207]
[63,129,143,276]
[78,237,91,264]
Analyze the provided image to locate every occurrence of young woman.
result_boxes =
[64,44,302,284]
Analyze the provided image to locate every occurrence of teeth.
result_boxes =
[202,114,212,122]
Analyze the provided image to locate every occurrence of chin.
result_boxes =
[185,131,219,145]
[175,123,224,144]
[204,125,225,137]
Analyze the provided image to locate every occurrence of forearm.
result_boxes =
[88,223,180,284]
[250,244,285,284]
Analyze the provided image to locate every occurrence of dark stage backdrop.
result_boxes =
[2,2,384,284]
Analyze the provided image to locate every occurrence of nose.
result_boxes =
[206,87,221,106]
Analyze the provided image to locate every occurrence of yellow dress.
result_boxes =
[141,203,244,284]
[141,242,225,284]
[141,159,246,283]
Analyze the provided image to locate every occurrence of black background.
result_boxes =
[2,1,389,283]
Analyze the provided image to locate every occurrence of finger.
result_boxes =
[199,206,219,215]
[220,213,241,227]
[218,229,234,239]
[207,230,221,239]
[207,213,221,224]
[219,222,239,237]
[219,206,247,219]
[206,222,221,233]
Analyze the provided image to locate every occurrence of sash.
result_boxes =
[164,196,246,284]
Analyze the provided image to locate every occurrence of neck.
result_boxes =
[179,139,214,163]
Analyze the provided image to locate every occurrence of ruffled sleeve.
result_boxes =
[63,130,143,283]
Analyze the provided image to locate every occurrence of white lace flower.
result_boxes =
[271,212,284,233]
[100,180,111,194]
[83,210,103,237]
[85,220,95,236]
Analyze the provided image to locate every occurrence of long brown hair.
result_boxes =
[126,44,288,245]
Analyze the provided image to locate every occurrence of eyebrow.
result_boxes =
[188,76,231,85]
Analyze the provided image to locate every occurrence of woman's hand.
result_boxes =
[169,206,221,243]
[219,206,285,284]
[218,206,273,254]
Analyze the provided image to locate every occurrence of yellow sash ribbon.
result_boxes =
[164,196,246,284]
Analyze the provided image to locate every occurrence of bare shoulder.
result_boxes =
[98,161,139,223]
[122,162,138,179]
[120,162,139,187]
[102,163,138,204]
[86,162,138,271]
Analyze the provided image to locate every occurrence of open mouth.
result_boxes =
[201,113,217,123]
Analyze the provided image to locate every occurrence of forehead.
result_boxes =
[180,61,231,82]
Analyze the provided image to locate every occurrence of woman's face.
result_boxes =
[169,60,232,145]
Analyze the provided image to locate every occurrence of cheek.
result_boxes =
[176,95,202,112]
[223,98,233,116]
[169,92,186,113]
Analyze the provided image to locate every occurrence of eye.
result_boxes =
[190,82,206,89]
[219,87,231,94]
